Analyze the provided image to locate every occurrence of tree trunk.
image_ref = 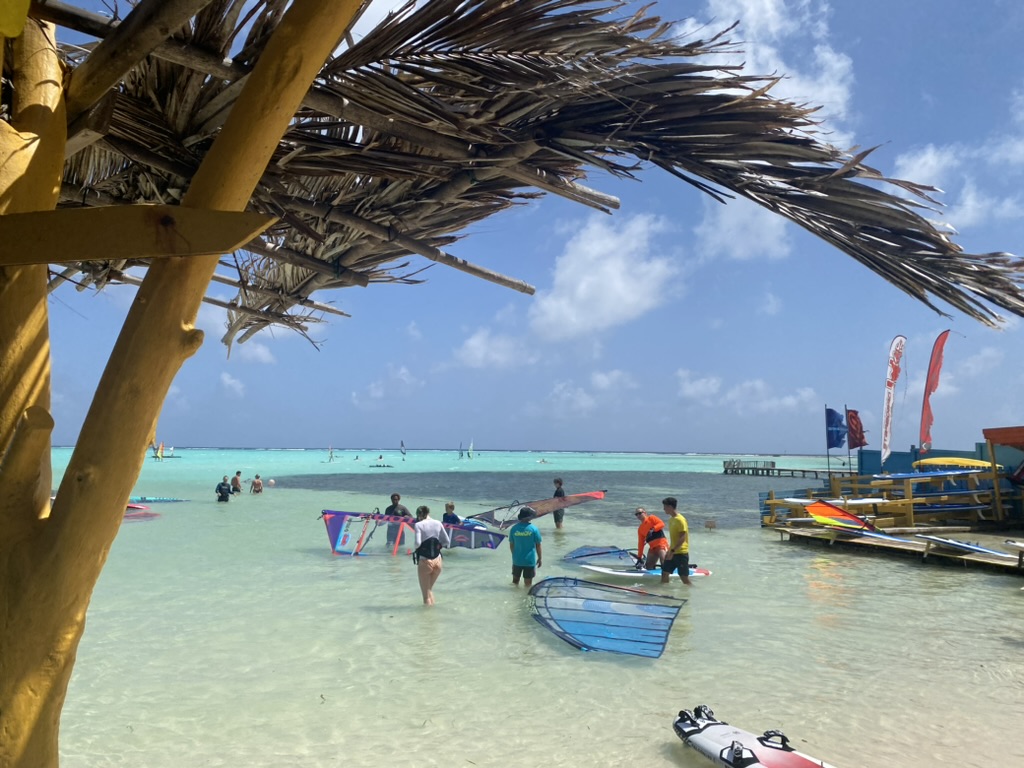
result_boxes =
[0,3,363,765]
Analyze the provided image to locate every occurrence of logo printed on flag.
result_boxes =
[847,409,868,449]
[825,408,847,450]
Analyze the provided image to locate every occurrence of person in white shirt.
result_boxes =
[414,505,451,606]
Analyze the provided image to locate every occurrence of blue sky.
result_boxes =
[46,0,1024,453]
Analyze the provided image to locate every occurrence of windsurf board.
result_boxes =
[915,534,1018,560]
[581,564,711,578]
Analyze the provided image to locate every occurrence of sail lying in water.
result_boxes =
[562,545,636,566]
[444,522,506,550]
[321,510,505,555]
[528,577,685,658]
[468,490,606,529]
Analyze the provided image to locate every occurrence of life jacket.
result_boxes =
[645,527,666,543]
[413,537,442,563]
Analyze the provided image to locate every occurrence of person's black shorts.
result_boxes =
[552,509,565,524]
[512,564,536,580]
[662,553,690,576]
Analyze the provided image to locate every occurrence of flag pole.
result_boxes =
[824,404,832,476]
[845,404,854,471]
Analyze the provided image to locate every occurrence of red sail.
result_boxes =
[919,330,950,454]
[881,335,906,465]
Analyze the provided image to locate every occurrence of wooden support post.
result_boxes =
[3,4,364,766]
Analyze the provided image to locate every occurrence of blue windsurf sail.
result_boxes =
[528,577,685,658]
[444,522,506,550]
[562,545,636,566]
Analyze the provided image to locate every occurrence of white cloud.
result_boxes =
[454,328,536,369]
[894,144,961,192]
[196,299,228,338]
[696,1,854,136]
[1011,87,1024,126]
[721,379,817,414]
[407,321,422,340]
[957,347,1004,379]
[894,144,1024,230]
[695,197,791,261]
[760,291,782,315]
[529,215,679,341]
[237,340,276,364]
[220,372,245,397]
[705,0,806,40]
[548,380,597,415]
[591,369,637,392]
[676,369,723,403]
[946,180,1024,228]
[351,364,424,409]
[165,383,189,411]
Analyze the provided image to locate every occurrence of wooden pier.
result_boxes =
[775,526,1024,576]
[723,459,854,479]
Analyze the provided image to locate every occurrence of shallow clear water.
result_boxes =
[54,449,1024,767]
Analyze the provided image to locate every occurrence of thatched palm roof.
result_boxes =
[30,0,1024,347]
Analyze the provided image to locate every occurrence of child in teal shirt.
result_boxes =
[508,507,543,588]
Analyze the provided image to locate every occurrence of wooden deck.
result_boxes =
[776,526,1024,576]
[723,460,854,479]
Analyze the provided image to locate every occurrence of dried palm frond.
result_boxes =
[39,0,1024,347]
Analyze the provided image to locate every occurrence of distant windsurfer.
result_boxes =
[660,497,692,585]
[385,492,412,548]
[552,478,566,529]
[634,507,668,570]
[413,505,450,605]
[157,441,164,461]
[509,507,543,588]
[215,476,232,502]
[442,501,461,526]
[328,446,334,462]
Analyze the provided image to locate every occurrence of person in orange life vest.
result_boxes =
[634,506,668,570]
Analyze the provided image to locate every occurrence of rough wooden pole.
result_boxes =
[0,17,67,768]
[2,3,363,766]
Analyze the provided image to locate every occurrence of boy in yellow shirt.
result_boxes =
[660,496,692,585]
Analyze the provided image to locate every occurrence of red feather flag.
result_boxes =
[846,409,868,449]
[919,330,950,454]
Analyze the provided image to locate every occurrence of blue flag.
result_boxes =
[825,408,847,450]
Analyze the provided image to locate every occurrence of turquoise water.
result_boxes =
[55,449,1024,767]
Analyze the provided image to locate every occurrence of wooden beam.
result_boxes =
[0,205,277,265]
[64,90,115,158]
[64,0,216,120]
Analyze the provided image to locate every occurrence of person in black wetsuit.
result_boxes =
[552,477,566,529]
[384,492,412,548]
[215,476,232,502]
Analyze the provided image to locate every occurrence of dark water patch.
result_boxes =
[281,470,770,529]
